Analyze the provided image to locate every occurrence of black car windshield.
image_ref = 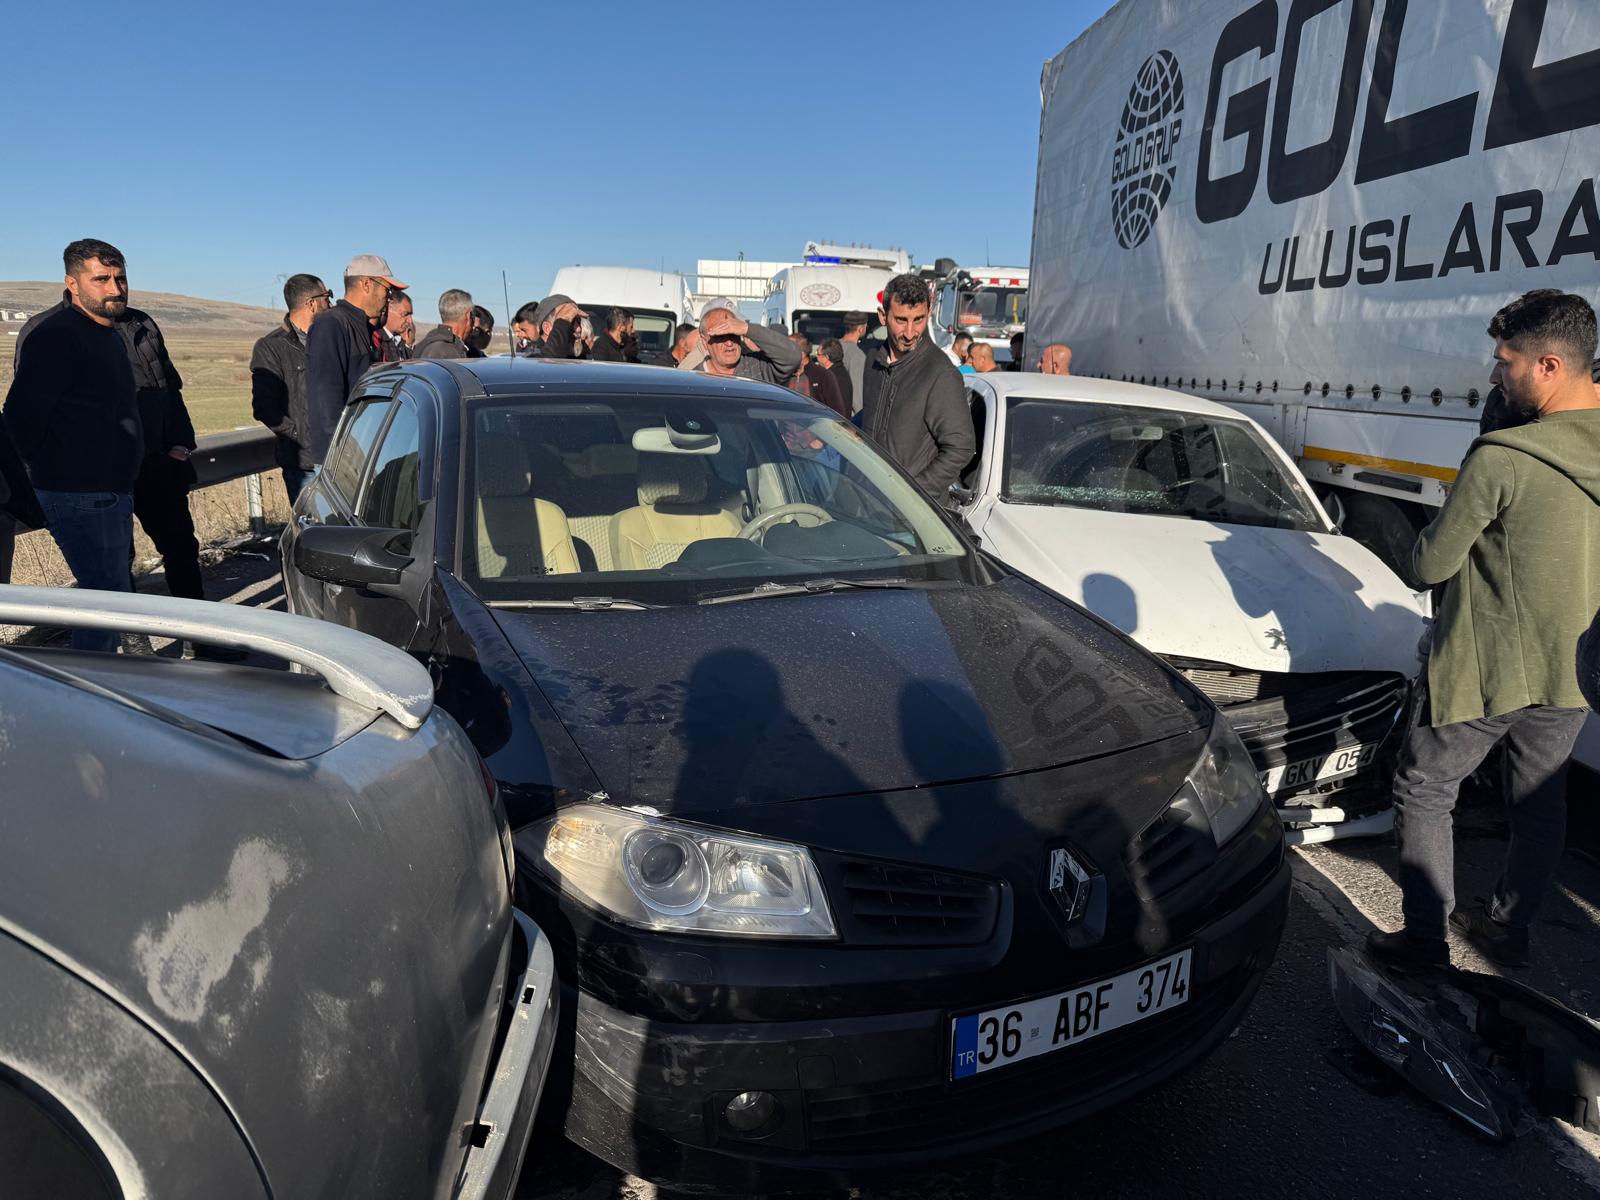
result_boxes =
[466,395,971,604]
[1001,397,1325,532]
[577,305,675,356]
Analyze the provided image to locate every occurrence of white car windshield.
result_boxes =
[1001,397,1324,532]
[467,395,970,603]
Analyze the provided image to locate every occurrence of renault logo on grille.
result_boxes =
[1049,847,1094,925]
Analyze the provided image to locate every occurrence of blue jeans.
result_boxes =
[34,489,134,653]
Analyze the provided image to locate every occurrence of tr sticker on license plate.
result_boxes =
[950,949,1193,1080]
[1260,742,1376,795]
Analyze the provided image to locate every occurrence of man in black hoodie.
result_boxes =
[3,238,141,650]
[861,273,975,503]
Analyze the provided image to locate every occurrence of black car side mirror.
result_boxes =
[294,525,414,589]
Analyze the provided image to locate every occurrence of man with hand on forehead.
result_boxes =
[691,298,802,386]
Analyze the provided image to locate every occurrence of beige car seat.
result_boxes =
[610,453,743,570]
[475,440,581,577]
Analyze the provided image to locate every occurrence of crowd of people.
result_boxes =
[0,243,1075,622]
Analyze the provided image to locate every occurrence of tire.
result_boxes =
[1337,493,1425,578]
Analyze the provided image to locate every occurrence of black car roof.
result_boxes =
[368,356,817,406]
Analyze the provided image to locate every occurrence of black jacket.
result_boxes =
[306,299,378,463]
[0,412,45,529]
[804,360,849,418]
[589,331,628,363]
[412,324,471,360]
[4,303,142,492]
[251,318,315,470]
[19,296,195,461]
[827,360,854,414]
[378,327,410,363]
[861,335,975,501]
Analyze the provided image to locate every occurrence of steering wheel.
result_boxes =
[738,503,833,541]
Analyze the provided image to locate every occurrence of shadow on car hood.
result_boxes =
[491,576,1209,814]
[983,503,1427,676]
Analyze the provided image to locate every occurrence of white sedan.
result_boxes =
[954,373,1429,843]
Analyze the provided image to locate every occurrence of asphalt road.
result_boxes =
[141,548,1600,1200]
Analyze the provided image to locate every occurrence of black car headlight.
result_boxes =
[1173,718,1267,848]
[528,803,836,938]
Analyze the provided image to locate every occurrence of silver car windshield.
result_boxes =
[467,396,969,603]
[1000,397,1324,532]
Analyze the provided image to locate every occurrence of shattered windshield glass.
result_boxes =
[1000,397,1325,532]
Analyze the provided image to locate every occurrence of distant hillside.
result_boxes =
[0,282,282,337]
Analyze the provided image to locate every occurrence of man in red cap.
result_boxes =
[305,254,406,465]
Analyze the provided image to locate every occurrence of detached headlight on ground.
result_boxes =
[531,803,836,938]
[1174,718,1266,847]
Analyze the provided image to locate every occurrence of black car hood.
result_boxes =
[492,577,1209,815]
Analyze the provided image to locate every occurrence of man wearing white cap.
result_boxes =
[683,298,802,387]
[305,254,406,464]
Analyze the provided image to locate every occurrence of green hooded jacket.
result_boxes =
[1414,408,1600,727]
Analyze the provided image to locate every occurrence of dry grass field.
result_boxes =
[1,332,260,435]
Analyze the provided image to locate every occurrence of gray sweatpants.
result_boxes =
[1394,688,1587,941]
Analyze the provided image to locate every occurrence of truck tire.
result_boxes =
[1338,493,1424,578]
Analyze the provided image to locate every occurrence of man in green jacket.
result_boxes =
[1370,290,1600,970]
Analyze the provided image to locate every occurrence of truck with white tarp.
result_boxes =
[1027,0,1600,783]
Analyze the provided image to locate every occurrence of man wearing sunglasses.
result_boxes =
[251,273,332,504]
[691,297,802,386]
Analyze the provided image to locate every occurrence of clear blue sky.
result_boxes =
[3,0,1108,317]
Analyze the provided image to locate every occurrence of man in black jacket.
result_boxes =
[16,240,206,604]
[251,273,330,504]
[0,412,45,585]
[861,274,975,503]
[306,254,405,464]
[413,289,476,360]
[4,239,141,650]
[590,307,631,363]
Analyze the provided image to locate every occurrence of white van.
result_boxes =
[763,264,892,346]
[547,266,693,360]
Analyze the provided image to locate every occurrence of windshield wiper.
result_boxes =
[490,596,664,611]
[698,578,958,606]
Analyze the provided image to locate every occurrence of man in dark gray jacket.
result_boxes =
[861,273,975,502]
[413,289,476,360]
[251,273,330,504]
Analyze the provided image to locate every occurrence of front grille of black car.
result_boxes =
[818,856,1001,947]
[1125,801,1218,912]
[802,957,1256,1154]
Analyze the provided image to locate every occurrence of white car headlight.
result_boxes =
[529,803,836,938]
[1174,719,1267,847]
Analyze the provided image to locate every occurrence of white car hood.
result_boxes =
[981,502,1426,677]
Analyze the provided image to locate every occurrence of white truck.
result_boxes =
[929,262,1030,363]
[1027,0,1600,779]
[547,266,694,360]
[763,243,909,344]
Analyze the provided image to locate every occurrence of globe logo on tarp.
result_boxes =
[1110,50,1185,250]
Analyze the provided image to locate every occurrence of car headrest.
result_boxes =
[477,439,531,498]
[636,453,709,507]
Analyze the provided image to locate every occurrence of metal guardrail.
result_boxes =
[191,426,276,487]
[190,426,277,533]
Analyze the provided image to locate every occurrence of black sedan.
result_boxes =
[281,357,1290,1191]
